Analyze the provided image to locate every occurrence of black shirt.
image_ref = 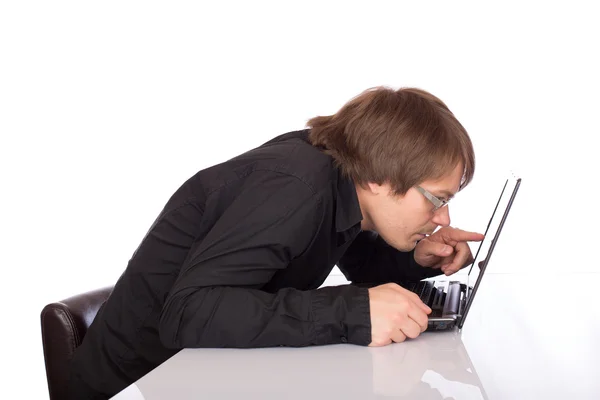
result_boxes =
[68,129,441,399]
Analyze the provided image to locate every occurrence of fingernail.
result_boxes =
[443,246,452,254]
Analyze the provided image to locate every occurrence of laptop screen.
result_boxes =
[458,175,521,328]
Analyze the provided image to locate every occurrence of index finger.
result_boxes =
[442,228,484,244]
[397,286,432,314]
[442,241,474,275]
[408,303,430,332]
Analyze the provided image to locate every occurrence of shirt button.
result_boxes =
[340,336,348,343]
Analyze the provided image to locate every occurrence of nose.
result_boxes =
[432,205,451,227]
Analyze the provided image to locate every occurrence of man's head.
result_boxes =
[307,86,474,251]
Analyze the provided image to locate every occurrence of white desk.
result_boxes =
[112,273,600,399]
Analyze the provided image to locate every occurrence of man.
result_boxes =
[68,86,484,399]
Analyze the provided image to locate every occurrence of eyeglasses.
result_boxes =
[415,185,450,212]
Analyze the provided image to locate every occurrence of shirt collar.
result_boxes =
[335,169,363,233]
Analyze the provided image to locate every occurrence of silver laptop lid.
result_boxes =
[458,174,522,329]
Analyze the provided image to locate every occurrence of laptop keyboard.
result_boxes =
[408,281,462,316]
[408,281,445,312]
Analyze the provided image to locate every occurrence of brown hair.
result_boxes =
[307,86,475,195]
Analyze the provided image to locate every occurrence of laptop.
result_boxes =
[407,174,522,331]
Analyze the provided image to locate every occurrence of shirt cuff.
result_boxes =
[311,285,371,346]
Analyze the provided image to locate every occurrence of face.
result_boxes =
[355,163,464,251]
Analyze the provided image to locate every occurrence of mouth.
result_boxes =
[416,232,433,240]
[420,227,437,237]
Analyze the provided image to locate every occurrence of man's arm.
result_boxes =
[337,231,443,287]
[159,171,371,349]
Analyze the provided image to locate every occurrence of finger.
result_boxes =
[417,239,455,259]
[399,318,423,339]
[400,288,432,314]
[442,242,473,275]
[368,337,392,347]
[408,304,429,332]
[442,227,485,244]
[390,329,407,343]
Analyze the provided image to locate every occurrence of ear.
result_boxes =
[366,181,387,195]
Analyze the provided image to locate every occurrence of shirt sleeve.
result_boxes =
[337,230,443,287]
[158,170,371,349]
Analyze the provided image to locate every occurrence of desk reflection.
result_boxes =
[370,331,487,399]
[114,331,487,400]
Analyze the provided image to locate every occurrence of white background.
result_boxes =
[1,1,598,398]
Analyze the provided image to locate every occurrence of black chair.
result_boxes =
[40,286,113,400]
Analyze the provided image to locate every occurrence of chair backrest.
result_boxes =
[40,286,113,400]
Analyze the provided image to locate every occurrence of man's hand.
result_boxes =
[414,227,484,275]
[368,283,431,347]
